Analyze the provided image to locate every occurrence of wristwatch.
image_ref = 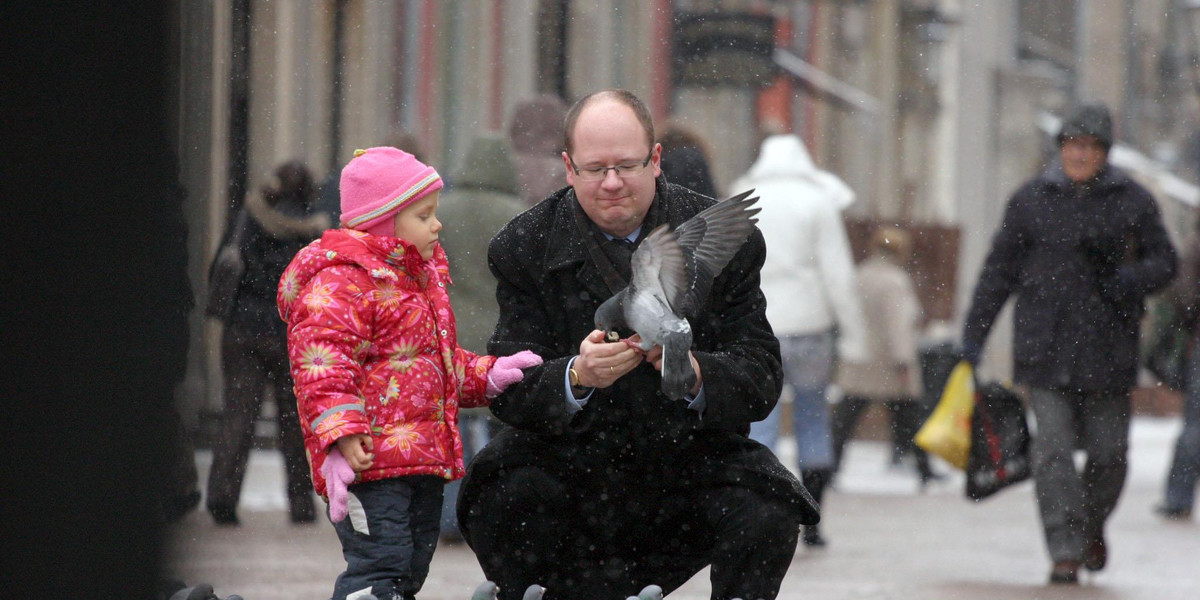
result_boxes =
[569,367,582,387]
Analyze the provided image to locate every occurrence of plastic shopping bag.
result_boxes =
[965,382,1031,500]
[914,360,975,470]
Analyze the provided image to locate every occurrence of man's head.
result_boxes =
[563,90,661,238]
[1057,103,1112,183]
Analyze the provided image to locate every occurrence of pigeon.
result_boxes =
[470,581,500,600]
[594,189,760,400]
[522,584,547,600]
[626,584,663,600]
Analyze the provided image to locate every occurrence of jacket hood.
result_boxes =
[740,134,855,210]
[278,228,449,322]
[245,190,332,239]
[452,135,519,195]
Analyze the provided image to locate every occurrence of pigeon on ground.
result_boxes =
[470,581,500,600]
[522,584,547,600]
[594,190,760,400]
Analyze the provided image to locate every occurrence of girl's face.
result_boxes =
[393,191,442,260]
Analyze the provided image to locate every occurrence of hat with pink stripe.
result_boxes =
[340,146,443,237]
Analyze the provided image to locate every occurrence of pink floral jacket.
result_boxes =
[277,228,496,497]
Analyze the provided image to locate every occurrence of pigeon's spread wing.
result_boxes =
[670,189,760,315]
[631,223,687,312]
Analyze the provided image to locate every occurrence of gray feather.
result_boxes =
[637,584,664,600]
[470,581,499,600]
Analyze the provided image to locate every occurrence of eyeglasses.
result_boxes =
[568,151,653,182]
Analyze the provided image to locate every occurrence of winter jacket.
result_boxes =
[230,190,330,335]
[837,254,924,399]
[277,229,497,497]
[729,134,869,361]
[962,163,1177,391]
[458,177,819,532]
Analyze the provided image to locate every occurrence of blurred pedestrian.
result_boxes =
[832,226,940,485]
[204,160,331,526]
[960,102,1177,583]
[657,121,717,198]
[730,132,868,548]
[277,147,540,600]
[1157,214,1200,521]
[435,133,528,543]
[508,94,568,207]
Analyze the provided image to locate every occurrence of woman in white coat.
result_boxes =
[730,133,868,547]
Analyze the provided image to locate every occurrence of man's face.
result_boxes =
[564,99,661,238]
[1060,136,1107,183]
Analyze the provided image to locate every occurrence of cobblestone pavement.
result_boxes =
[165,417,1198,600]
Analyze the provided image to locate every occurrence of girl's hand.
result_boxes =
[335,434,374,471]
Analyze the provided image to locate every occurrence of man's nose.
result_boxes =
[600,168,623,188]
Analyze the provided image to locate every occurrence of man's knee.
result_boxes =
[711,488,801,545]
[462,466,570,541]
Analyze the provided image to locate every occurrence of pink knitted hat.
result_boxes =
[339,146,443,237]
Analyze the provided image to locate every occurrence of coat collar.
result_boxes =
[542,177,678,300]
[1042,162,1132,194]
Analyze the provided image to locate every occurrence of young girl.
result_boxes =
[277,146,540,600]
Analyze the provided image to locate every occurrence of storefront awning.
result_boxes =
[773,48,883,116]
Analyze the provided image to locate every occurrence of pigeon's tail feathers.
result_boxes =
[522,584,546,600]
[470,581,500,600]
[660,329,696,400]
[637,584,664,600]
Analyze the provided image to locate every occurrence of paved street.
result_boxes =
[165,417,1198,600]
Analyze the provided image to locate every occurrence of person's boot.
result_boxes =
[289,494,317,524]
[801,469,830,547]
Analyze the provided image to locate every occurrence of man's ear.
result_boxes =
[562,151,576,187]
[650,143,663,178]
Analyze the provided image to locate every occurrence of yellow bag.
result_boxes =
[915,360,976,470]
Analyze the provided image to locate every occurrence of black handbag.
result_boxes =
[204,208,250,322]
[965,382,1032,501]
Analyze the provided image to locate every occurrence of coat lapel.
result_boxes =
[543,190,614,301]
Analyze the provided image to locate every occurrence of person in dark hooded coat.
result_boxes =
[960,102,1177,584]
[457,89,815,600]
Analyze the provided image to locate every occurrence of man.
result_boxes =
[458,89,817,600]
[961,103,1177,584]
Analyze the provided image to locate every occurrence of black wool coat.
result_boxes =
[962,163,1177,391]
[458,178,818,536]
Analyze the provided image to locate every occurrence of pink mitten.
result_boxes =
[320,446,356,523]
[486,350,543,397]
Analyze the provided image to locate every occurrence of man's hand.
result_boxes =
[644,341,702,396]
[575,329,643,388]
[335,433,374,471]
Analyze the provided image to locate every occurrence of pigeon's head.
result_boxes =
[594,294,623,341]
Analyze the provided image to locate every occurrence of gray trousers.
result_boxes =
[1028,387,1131,562]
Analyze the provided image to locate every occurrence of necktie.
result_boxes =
[603,238,635,282]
